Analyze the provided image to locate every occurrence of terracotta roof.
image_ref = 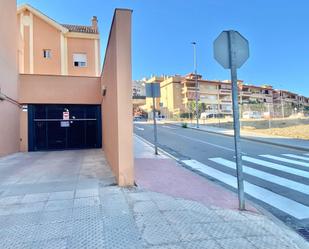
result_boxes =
[61,24,98,34]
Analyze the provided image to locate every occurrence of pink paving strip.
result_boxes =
[135,158,258,212]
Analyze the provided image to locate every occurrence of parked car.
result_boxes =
[242,111,262,119]
[133,116,147,122]
[156,115,166,121]
[200,112,225,119]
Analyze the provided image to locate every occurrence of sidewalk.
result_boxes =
[134,135,309,249]
[0,146,308,249]
[171,122,309,151]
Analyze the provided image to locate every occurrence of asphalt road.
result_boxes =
[134,122,309,241]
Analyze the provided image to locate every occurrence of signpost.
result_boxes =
[63,111,70,120]
[146,83,161,155]
[214,30,249,210]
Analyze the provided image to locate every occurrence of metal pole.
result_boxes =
[152,93,158,155]
[268,103,271,129]
[281,91,284,118]
[228,31,245,210]
[192,42,199,128]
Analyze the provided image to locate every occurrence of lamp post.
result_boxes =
[191,42,199,128]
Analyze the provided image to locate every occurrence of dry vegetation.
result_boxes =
[208,118,309,140]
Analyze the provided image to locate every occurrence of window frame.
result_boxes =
[73,53,88,68]
[43,49,52,59]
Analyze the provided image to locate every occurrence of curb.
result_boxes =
[134,133,309,246]
[167,123,309,152]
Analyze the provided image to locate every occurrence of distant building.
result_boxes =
[138,73,309,118]
[132,79,146,108]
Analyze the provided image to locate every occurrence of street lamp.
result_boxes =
[191,42,199,128]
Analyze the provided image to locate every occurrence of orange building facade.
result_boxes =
[0,1,134,186]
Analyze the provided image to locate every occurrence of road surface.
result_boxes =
[134,122,309,241]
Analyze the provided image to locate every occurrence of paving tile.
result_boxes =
[30,238,68,249]
[11,202,45,214]
[230,221,269,236]
[171,223,212,241]
[67,218,105,249]
[48,191,74,200]
[133,201,158,213]
[5,212,42,227]
[45,200,73,211]
[216,238,257,249]
[21,193,50,203]
[40,209,72,224]
[34,222,69,241]
[72,206,102,220]
[182,239,223,249]
[75,188,99,198]
[247,235,297,249]
[214,209,248,221]
[162,210,201,224]
[142,224,180,245]
[0,195,24,206]
[127,192,152,202]
[155,199,186,211]
[134,211,169,231]
[147,245,184,249]
[200,222,242,239]
[73,196,100,208]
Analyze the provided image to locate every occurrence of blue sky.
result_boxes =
[17,0,309,96]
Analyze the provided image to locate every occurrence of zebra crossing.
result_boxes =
[182,153,309,220]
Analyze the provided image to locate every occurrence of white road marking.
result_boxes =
[282,154,309,162]
[242,156,309,178]
[162,125,177,130]
[135,126,145,131]
[261,155,309,167]
[210,158,309,195]
[182,159,309,219]
[163,130,236,153]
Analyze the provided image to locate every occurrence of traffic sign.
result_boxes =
[213,30,250,211]
[145,82,161,155]
[63,111,70,120]
[146,83,161,98]
[214,31,249,69]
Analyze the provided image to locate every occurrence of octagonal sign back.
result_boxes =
[214,31,249,69]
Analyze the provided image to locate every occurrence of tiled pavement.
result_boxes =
[0,150,308,249]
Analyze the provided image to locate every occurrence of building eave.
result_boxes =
[17,4,69,33]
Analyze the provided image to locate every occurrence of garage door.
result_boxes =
[28,104,102,151]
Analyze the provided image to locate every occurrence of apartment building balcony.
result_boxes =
[181,86,198,94]
[240,91,252,96]
[219,99,232,104]
[219,89,231,94]
[220,109,232,114]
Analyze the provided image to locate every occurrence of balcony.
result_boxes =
[219,99,232,103]
[219,89,231,94]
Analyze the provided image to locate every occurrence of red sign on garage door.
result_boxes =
[63,111,70,120]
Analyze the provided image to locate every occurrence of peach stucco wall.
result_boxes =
[0,0,20,157]
[19,74,102,151]
[19,74,101,104]
[18,7,99,77]
[67,38,96,76]
[33,15,62,75]
[101,9,134,186]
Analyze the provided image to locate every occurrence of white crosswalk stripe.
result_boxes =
[182,159,309,220]
[209,157,309,195]
[282,154,309,162]
[242,156,309,178]
[260,154,309,167]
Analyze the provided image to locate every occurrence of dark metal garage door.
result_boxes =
[28,104,102,151]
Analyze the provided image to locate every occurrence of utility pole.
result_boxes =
[152,94,158,155]
[192,42,199,128]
